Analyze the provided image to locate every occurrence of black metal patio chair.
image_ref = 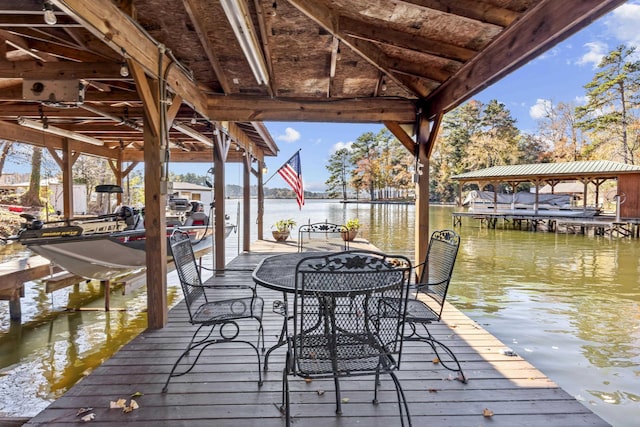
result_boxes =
[162,230,264,393]
[282,250,413,426]
[404,229,466,382]
[297,222,349,252]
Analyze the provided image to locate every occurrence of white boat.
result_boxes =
[13,196,235,281]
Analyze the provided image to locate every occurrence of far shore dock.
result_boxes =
[19,240,609,426]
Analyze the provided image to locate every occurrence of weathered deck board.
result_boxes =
[24,241,609,426]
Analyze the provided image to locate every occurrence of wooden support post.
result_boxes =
[62,140,75,217]
[242,154,251,252]
[9,297,21,321]
[213,139,226,270]
[102,280,110,311]
[132,60,168,329]
[257,161,265,240]
[415,111,442,274]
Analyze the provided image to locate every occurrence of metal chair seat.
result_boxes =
[404,296,439,322]
[294,332,391,376]
[191,296,263,324]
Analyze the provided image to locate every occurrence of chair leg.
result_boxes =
[389,371,412,427]
[281,350,292,427]
[163,321,264,393]
[373,370,381,404]
[406,323,467,383]
[162,336,213,393]
[333,375,342,415]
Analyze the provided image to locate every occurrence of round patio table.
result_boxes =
[252,251,332,293]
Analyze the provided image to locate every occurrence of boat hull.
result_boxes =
[20,225,230,281]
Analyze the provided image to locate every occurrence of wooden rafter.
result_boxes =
[207,95,416,122]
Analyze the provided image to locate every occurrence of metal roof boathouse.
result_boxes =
[451,160,640,237]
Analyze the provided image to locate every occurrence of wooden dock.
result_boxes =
[22,240,609,426]
[452,211,640,238]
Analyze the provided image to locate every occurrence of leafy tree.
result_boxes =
[576,44,640,164]
[534,101,584,161]
[467,99,520,168]
[350,132,378,200]
[325,148,351,199]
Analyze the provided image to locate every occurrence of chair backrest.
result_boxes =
[169,230,206,320]
[297,222,348,252]
[293,250,411,377]
[418,229,460,319]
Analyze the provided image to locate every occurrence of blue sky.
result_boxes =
[5,2,640,192]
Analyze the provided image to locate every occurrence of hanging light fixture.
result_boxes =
[18,117,104,146]
[220,0,269,85]
[43,1,57,25]
[119,49,129,77]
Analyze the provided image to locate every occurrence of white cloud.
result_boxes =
[276,127,300,143]
[538,47,560,61]
[574,95,588,105]
[330,141,353,153]
[606,3,640,48]
[529,98,552,120]
[576,41,608,68]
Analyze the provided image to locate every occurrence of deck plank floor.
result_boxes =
[24,240,608,426]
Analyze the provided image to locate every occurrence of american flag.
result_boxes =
[277,151,304,209]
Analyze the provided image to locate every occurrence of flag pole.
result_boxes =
[263,148,301,185]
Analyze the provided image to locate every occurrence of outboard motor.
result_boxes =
[19,213,43,231]
[115,206,142,230]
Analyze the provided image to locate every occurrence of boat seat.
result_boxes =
[184,212,209,226]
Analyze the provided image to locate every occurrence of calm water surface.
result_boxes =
[1,199,638,425]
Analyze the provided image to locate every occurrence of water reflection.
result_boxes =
[0,270,182,417]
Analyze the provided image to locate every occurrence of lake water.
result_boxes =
[1,199,638,425]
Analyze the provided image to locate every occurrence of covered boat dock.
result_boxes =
[451,160,640,237]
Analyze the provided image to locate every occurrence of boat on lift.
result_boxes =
[11,185,235,281]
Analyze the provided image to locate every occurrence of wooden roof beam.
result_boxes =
[403,0,520,27]
[422,0,627,119]
[207,95,416,122]
[339,16,475,63]
[0,60,123,79]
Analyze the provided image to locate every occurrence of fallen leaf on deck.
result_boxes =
[304,378,313,383]
[130,391,143,398]
[109,398,127,409]
[317,389,325,396]
[129,399,139,410]
[483,408,494,417]
[427,389,438,393]
[432,357,440,364]
[81,413,95,422]
[76,407,93,416]
[341,397,350,403]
